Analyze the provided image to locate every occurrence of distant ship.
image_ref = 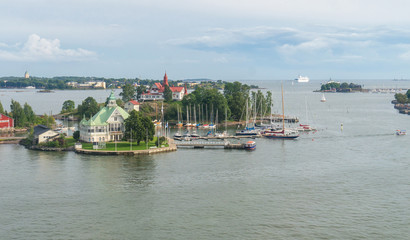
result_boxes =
[296,75,309,83]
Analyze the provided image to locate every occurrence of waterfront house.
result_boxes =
[79,91,129,143]
[124,100,140,113]
[140,72,187,101]
[33,125,60,144]
[0,113,14,132]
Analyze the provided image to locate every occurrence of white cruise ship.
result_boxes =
[297,75,309,83]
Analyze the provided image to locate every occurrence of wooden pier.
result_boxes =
[175,141,246,149]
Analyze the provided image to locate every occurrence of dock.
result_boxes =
[175,141,246,149]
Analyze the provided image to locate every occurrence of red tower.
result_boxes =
[163,72,168,86]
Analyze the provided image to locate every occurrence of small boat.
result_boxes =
[173,132,182,140]
[190,131,200,139]
[396,129,406,136]
[236,129,260,136]
[182,131,192,141]
[320,94,326,102]
[296,124,316,132]
[244,141,256,150]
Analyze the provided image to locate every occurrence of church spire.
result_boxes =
[163,71,168,86]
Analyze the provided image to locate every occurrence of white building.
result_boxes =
[79,91,129,142]
[140,72,187,101]
[124,100,140,112]
[33,125,60,144]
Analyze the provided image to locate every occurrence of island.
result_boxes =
[315,81,367,92]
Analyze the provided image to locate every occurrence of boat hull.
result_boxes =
[263,133,299,139]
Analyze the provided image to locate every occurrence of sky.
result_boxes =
[2,0,410,80]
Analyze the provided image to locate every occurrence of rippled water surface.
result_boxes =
[1,80,410,239]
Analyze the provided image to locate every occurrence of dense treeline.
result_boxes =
[394,90,410,104]
[321,82,362,91]
[0,100,55,128]
[162,81,272,123]
[0,76,258,91]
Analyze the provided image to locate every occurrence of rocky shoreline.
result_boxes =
[392,100,410,115]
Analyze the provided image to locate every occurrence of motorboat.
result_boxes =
[396,129,406,136]
[244,141,256,150]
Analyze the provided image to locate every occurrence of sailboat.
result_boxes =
[236,99,260,136]
[263,84,299,139]
[176,105,183,127]
[297,97,316,132]
[320,94,326,102]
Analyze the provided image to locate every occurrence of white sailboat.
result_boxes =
[263,83,299,139]
[321,94,326,102]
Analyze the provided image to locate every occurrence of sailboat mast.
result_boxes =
[281,83,285,132]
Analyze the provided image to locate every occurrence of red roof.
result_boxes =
[170,86,184,92]
[129,100,140,105]
[154,82,164,92]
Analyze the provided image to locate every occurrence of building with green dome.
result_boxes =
[79,91,129,143]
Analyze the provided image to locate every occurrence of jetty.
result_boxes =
[0,136,25,144]
[74,138,177,155]
[175,141,247,149]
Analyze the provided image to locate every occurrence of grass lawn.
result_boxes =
[81,137,168,151]
[65,137,77,147]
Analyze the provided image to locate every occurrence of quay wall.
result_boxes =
[75,138,177,156]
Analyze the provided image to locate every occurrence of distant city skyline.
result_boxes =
[2,0,410,80]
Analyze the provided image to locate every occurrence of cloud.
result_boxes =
[167,25,410,66]
[0,34,96,62]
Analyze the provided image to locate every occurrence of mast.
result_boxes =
[194,104,197,126]
[177,105,180,123]
[225,106,227,133]
[281,83,285,132]
[186,105,189,125]
[245,98,248,127]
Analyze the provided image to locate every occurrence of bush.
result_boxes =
[73,130,80,141]
[155,136,167,147]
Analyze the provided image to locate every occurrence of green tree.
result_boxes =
[340,82,349,89]
[182,87,230,123]
[73,130,80,141]
[224,82,250,121]
[78,97,99,118]
[23,103,37,126]
[120,83,136,102]
[0,101,4,114]
[36,114,56,128]
[61,100,75,113]
[406,89,410,99]
[10,100,27,127]
[163,85,173,102]
[395,93,408,104]
[124,110,155,145]
[164,102,181,120]
[136,85,147,100]
[266,91,273,115]
[140,114,155,142]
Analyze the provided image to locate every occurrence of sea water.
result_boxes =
[1,80,410,239]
